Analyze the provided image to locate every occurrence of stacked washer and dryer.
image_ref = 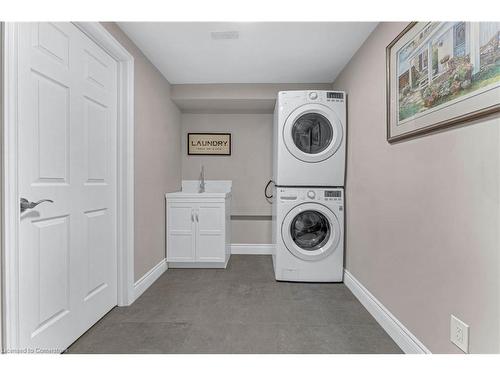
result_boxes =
[271,90,346,282]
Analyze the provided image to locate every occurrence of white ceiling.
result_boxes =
[117,22,377,84]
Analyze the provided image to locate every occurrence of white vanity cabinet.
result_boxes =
[166,181,231,268]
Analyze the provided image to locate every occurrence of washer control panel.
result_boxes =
[324,190,342,198]
[278,188,343,203]
[323,189,342,202]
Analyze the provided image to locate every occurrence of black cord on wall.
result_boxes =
[264,180,274,199]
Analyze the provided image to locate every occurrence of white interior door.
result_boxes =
[17,22,118,352]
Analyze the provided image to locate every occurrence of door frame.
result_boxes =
[1,22,135,350]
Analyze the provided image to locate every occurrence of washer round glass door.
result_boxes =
[283,103,343,163]
[281,203,341,261]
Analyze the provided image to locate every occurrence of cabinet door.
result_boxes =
[195,203,225,262]
[167,202,196,261]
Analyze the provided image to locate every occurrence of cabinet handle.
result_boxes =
[196,210,199,222]
[191,209,194,222]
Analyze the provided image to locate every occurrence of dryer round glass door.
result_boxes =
[281,203,341,261]
[292,113,333,154]
[283,103,343,163]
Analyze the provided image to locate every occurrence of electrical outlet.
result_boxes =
[450,314,469,353]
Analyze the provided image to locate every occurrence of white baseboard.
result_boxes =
[231,243,275,255]
[343,269,431,354]
[133,258,168,301]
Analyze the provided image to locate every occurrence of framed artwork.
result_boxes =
[187,133,232,156]
[386,22,500,142]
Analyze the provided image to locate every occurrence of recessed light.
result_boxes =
[210,31,239,40]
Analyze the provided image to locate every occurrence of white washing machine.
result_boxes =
[272,186,344,282]
[272,90,346,187]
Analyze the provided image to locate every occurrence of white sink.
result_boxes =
[166,180,232,199]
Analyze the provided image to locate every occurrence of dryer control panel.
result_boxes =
[326,91,344,103]
[278,90,345,105]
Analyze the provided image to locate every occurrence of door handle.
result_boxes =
[20,197,54,213]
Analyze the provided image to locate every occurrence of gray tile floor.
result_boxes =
[66,255,402,354]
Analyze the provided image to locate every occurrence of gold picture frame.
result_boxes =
[386,22,500,143]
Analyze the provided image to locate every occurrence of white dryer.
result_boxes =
[272,90,346,187]
[272,186,344,282]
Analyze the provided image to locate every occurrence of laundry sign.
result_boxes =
[187,133,231,156]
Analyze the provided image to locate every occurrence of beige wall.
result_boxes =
[231,218,273,244]
[181,113,273,243]
[102,23,182,281]
[333,22,500,353]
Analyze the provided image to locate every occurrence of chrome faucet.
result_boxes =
[199,165,206,193]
